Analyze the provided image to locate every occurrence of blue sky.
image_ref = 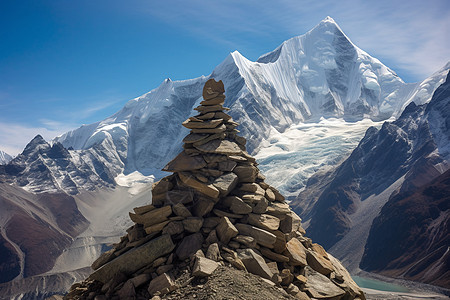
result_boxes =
[0,0,449,155]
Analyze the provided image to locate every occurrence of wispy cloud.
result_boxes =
[137,0,449,80]
[0,121,76,156]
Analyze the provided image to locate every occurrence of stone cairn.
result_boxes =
[65,79,365,300]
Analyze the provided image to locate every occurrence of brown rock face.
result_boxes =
[65,79,364,300]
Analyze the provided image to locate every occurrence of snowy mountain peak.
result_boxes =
[0,150,12,164]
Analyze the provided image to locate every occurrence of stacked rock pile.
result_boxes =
[65,79,365,300]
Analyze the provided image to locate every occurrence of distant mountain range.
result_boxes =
[0,16,448,299]
[292,72,449,288]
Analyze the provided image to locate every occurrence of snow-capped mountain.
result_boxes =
[292,72,450,287]
[55,17,440,183]
[0,150,12,165]
[0,135,123,194]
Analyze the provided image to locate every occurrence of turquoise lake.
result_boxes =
[352,276,410,293]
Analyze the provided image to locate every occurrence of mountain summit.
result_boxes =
[54,17,439,180]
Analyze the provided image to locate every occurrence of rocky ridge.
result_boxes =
[65,79,364,300]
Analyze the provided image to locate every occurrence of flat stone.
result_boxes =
[305,267,345,299]
[196,112,216,120]
[176,233,204,260]
[218,160,237,172]
[252,197,269,214]
[216,216,239,244]
[248,213,280,231]
[192,256,219,277]
[284,238,307,266]
[133,204,155,215]
[148,273,177,296]
[192,197,215,217]
[172,203,192,217]
[266,202,291,220]
[214,111,232,121]
[230,197,253,214]
[307,249,334,276]
[129,205,172,227]
[201,94,225,106]
[228,155,247,162]
[237,248,273,280]
[195,139,242,155]
[260,247,290,263]
[212,172,238,196]
[191,124,226,133]
[239,183,265,195]
[203,154,228,164]
[213,208,244,219]
[182,118,223,129]
[233,165,258,182]
[193,132,226,147]
[194,105,228,114]
[89,235,175,283]
[296,274,308,284]
[242,194,265,203]
[235,223,277,248]
[235,135,246,146]
[163,152,207,172]
[145,220,171,234]
[162,221,184,236]
[183,133,209,144]
[182,217,204,233]
[178,172,220,198]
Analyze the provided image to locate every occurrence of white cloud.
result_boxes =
[0,121,76,156]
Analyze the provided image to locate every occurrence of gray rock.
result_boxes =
[237,248,273,280]
[182,217,204,233]
[192,256,219,277]
[206,243,221,261]
[89,234,175,283]
[148,273,177,296]
[176,233,204,260]
[305,267,345,299]
[212,173,238,196]
[216,216,239,244]
[235,223,277,248]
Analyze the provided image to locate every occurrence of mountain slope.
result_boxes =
[292,72,450,285]
[360,169,450,288]
[0,150,12,165]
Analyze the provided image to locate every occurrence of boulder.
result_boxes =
[306,250,333,276]
[216,216,239,244]
[284,238,307,266]
[237,248,273,280]
[148,273,177,296]
[235,223,277,248]
[129,205,172,227]
[192,256,219,277]
[247,213,280,231]
[212,173,238,196]
[305,267,345,299]
[176,233,204,260]
[89,235,175,283]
